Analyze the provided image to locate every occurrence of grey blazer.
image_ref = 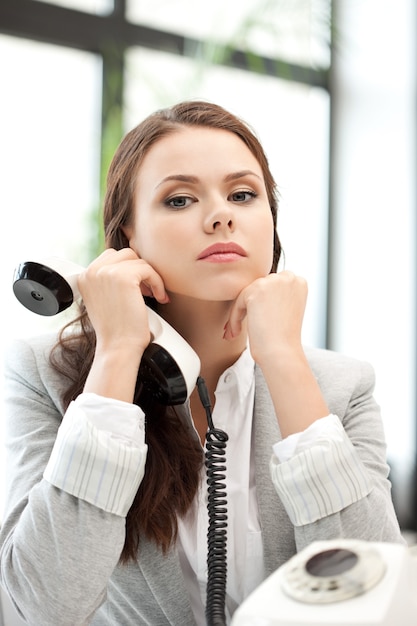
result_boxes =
[0,334,403,625]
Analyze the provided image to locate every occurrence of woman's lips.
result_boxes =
[197,243,247,262]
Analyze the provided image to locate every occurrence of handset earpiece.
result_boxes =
[13,258,84,316]
[12,257,201,407]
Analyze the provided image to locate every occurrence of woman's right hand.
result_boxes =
[78,248,169,402]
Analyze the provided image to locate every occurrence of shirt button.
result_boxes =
[224,373,232,384]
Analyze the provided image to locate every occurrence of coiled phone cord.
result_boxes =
[197,376,229,626]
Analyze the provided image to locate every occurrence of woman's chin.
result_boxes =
[165,274,264,303]
[163,289,239,307]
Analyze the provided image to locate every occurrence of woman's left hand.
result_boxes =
[223,271,308,367]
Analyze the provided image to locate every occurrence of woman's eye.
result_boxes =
[165,195,193,209]
[230,190,257,203]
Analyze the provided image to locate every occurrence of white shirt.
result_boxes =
[44,349,371,625]
[176,349,264,623]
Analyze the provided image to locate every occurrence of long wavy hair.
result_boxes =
[51,100,282,563]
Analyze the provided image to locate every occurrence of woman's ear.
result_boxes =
[119,226,142,258]
[120,225,133,247]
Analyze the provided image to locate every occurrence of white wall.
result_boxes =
[330,0,416,522]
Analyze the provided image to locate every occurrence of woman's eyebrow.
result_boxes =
[155,174,198,189]
[223,170,262,182]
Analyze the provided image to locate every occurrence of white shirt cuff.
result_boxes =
[273,414,343,462]
[44,393,147,516]
[270,415,372,526]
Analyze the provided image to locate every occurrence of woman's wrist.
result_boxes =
[84,345,144,403]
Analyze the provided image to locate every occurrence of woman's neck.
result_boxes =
[156,295,247,389]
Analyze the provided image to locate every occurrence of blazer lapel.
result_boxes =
[253,366,297,575]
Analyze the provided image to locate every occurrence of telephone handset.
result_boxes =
[12,257,201,409]
[12,256,228,626]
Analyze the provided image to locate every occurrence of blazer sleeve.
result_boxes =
[0,336,130,625]
[271,351,405,551]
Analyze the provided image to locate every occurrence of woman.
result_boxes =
[1,100,403,625]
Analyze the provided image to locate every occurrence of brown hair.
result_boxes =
[51,100,282,562]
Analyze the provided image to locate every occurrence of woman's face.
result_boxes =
[125,126,275,302]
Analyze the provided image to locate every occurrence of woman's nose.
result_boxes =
[212,218,233,230]
[204,203,235,233]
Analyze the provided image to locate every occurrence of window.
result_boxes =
[33,0,113,15]
[126,0,331,68]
